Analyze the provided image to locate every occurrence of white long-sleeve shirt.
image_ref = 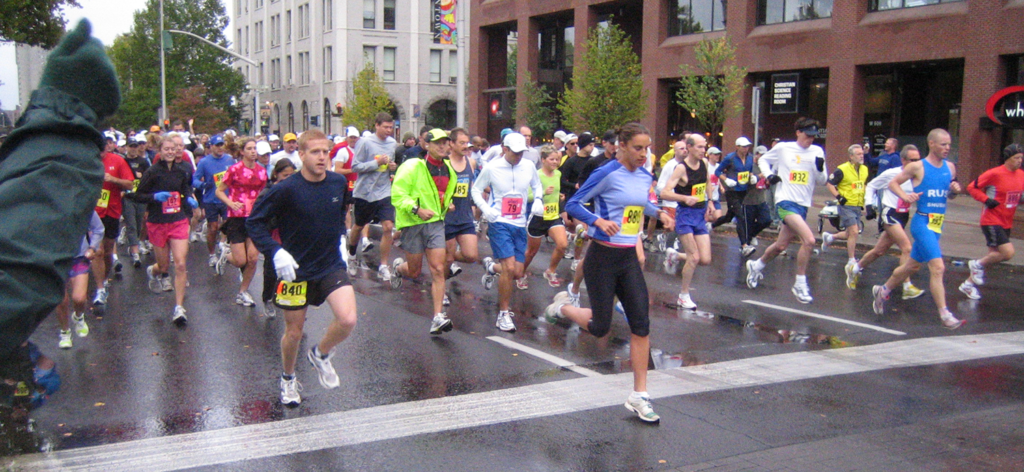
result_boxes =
[471,155,543,227]
[866,166,913,211]
[758,141,827,208]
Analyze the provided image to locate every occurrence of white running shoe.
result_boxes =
[677,293,697,310]
[443,294,451,306]
[664,248,679,272]
[172,305,187,325]
[307,347,340,388]
[625,394,660,423]
[940,311,965,330]
[208,254,217,267]
[235,291,255,307]
[791,283,813,304]
[740,245,756,257]
[959,280,981,300]
[570,259,579,272]
[388,258,403,289]
[515,276,529,290]
[745,260,763,289]
[72,313,89,337]
[429,312,454,335]
[495,311,516,332]
[359,237,374,253]
[378,263,392,282]
[264,300,277,318]
[160,274,173,292]
[280,377,302,406]
[968,259,985,285]
[146,265,162,293]
[566,282,581,308]
[58,330,72,349]
[92,288,108,306]
[347,253,359,277]
[820,232,834,252]
[872,285,887,316]
[844,261,860,290]
[449,262,463,278]
[117,226,128,245]
[544,292,570,324]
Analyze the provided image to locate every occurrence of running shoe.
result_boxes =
[543,271,563,287]
[449,262,463,278]
[745,260,763,289]
[959,280,981,300]
[92,288,108,306]
[264,300,277,318]
[625,394,660,423]
[495,311,516,332]
[968,259,985,285]
[566,282,581,308]
[160,274,173,292]
[751,237,759,247]
[280,376,302,406]
[442,294,450,306]
[117,226,128,245]
[570,259,579,272]
[236,291,255,307]
[663,247,679,273]
[940,311,965,330]
[215,244,230,276]
[844,261,860,290]
[113,257,123,275]
[307,347,340,388]
[172,305,187,325]
[740,245,756,258]
[58,330,72,349]
[820,232,834,252]
[359,237,374,253]
[544,292,570,324]
[791,283,813,304]
[388,258,403,289]
[347,254,359,277]
[72,313,89,337]
[146,265,162,293]
[429,312,454,335]
[132,253,142,268]
[872,285,887,316]
[208,254,218,267]
[614,300,625,315]
[656,233,668,253]
[139,240,152,254]
[901,283,925,300]
[677,293,697,310]
[515,276,529,290]
[378,262,392,283]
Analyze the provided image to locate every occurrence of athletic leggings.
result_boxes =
[582,242,650,337]
[262,257,277,304]
[122,200,147,247]
[712,190,748,241]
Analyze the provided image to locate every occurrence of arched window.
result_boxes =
[274,104,281,134]
[287,102,295,133]
[425,99,457,130]
[301,100,309,131]
[323,98,332,134]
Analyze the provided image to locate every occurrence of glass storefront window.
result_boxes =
[668,0,726,36]
[870,0,962,12]
[758,0,832,25]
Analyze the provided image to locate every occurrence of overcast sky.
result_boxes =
[1,0,235,109]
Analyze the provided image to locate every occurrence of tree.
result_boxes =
[0,0,79,48]
[108,0,245,130]
[558,22,646,134]
[675,36,747,142]
[517,72,556,138]
[169,85,232,134]
[345,63,393,132]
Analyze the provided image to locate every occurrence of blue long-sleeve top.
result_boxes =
[870,151,901,175]
[566,160,660,247]
[715,151,754,192]
[246,172,348,280]
[192,153,236,204]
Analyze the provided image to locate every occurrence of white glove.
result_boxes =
[724,178,737,188]
[748,174,758,185]
[531,200,545,217]
[273,248,300,282]
[484,207,501,223]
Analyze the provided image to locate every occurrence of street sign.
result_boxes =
[770,73,799,114]
[162,31,173,50]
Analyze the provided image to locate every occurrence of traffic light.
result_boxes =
[310,115,319,127]
[335,103,343,116]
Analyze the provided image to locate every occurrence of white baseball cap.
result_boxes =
[268,134,280,142]
[707,146,722,155]
[256,141,272,155]
[346,126,360,138]
[735,137,752,147]
[553,130,567,142]
[503,132,528,153]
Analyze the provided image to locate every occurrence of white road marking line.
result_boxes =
[14,332,1024,471]
[743,300,907,336]
[486,336,603,377]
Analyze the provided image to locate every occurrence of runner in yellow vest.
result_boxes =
[822,144,869,288]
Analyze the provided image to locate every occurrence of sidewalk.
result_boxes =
[713,185,1024,266]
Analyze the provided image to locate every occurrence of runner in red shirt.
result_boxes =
[960,144,1024,300]
[216,137,268,308]
[91,136,135,307]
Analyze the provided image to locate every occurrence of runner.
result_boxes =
[471,132,544,332]
[712,137,756,249]
[959,143,1024,300]
[192,133,235,271]
[121,135,151,268]
[656,140,687,269]
[390,129,458,334]
[255,159,298,318]
[56,212,104,349]
[871,129,965,329]
[849,145,925,298]
[269,133,301,169]
[523,145,568,287]
[247,129,357,406]
[660,134,714,310]
[215,137,268,308]
[545,122,674,423]
[443,127,480,284]
[91,135,135,306]
[346,113,398,282]
[821,144,869,287]
[705,146,724,223]
[135,135,198,324]
[739,146,775,258]
[745,118,828,304]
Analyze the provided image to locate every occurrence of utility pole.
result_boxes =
[456,0,467,128]
[160,0,167,129]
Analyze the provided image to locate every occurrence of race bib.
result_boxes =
[1006,191,1021,209]
[276,280,308,307]
[501,194,523,218]
[620,206,643,237]
[213,171,227,186]
[347,179,356,191]
[162,191,181,214]
[851,182,865,191]
[543,202,559,221]
[691,183,707,203]
[896,198,911,213]
[97,189,111,208]
[737,171,750,183]
[454,177,470,198]
[927,213,944,234]
[789,171,810,185]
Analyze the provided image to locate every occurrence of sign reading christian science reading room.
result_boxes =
[771,73,800,114]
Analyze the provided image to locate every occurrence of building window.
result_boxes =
[429,50,441,83]
[286,55,293,85]
[298,51,311,85]
[669,0,726,35]
[363,0,376,29]
[297,3,310,38]
[758,0,832,25]
[258,62,264,86]
[323,98,332,134]
[288,102,295,132]
[236,0,242,16]
[270,15,277,47]
[383,47,396,81]
[363,46,376,66]
[449,50,457,84]
[286,10,292,43]
[256,0,264,9]
[302,101,309,131]
[236,28,242,52]
[383,0,396,30]
[323,0,333,30]
[244,26,249,54]
[254,21,264,51]
[324,46,333,81]
[870,0,961,11]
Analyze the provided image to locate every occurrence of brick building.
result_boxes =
[469,0,1024,180]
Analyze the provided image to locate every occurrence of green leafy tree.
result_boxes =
[345,63,394,132]
[517,72,556,138]
[169,85,232,134]
[558,22,646,134]
[108,0,245,130]
[675,36,747,142]
[0,0,79,48]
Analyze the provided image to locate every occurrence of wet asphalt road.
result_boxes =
[10,227,1024,470]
